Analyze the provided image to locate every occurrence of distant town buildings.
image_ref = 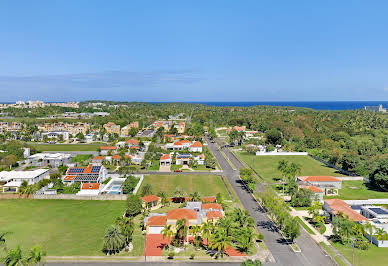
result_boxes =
[364,104,386,112]
[0,101,79,109]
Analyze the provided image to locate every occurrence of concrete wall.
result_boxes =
[337,176,365,181]
[0,194,126,200]
[345,199,388,205]
[366,234,388,247]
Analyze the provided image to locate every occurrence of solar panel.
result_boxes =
[369,208,388,215]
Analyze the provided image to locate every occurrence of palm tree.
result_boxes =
[217,217,235,237]
[157,191,169,207]
[103,225,125,255]
[173,186,186,203]
[0,231,11,252]
[365,223,374,244]
[24,246,46,266]
[189,225,202,247]
[175,219,188,245]
[277,160,288,194]
[3,246,23,266]
[201,221,213,249]
[190,191,201,202]
[374,227,388,241]
[209,228,232,258]
[141,183,153,196]
[161,225,174,244]
[115,216,135,244]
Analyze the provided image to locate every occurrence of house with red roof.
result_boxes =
[164,140,203,152]
[297,176,342,196]
[144,201,224,235]
[323,199,367,223]
[160,153,172,166]
[298,185,324,203]
[100,146,117,156]
[141,195,161,210]
[63,165,107,184]
[77,183,102,196]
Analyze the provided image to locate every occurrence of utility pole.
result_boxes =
[351,237,355,266]
[144,234,147,263]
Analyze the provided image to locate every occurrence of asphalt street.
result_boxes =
[205,137,335,266]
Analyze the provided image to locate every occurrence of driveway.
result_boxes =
[144,234,169,256]
[205,137,335,266]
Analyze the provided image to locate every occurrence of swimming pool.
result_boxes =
[111,185,121,190]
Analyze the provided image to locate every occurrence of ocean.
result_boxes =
[186,101,388,111]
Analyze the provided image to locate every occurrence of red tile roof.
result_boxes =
[100,146,117,150]
[141,195,160,203]
[174,140,192,146]
[299,176,341,182]
[202,196,216,203]
[160,154,171,160]
[324,199,367,222]
[206,211,223,219]
[64,175,76,181]
[126,139,140,145]
[201,203,222,210]
[93,156,105,160]
[112,155,121,160]
[125,155,132,159]
[190,141,202,147]
[147,216,167,226]
[299,185,323,193]
[81,183,100,190]
[167,209,197,220]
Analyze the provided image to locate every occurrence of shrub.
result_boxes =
[258,233,264,241]
[168,251,175,259]
[190,253,195,259]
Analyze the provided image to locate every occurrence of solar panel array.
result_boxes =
[68,168,84,173]
[369,207,388,215]
[91,166,101,173]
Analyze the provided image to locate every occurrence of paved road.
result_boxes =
[206,137,335,266]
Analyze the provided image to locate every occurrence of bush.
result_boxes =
[258,233,264,241]
[126,194,142,217]
[190,253,195,259]
[168,251,175,259]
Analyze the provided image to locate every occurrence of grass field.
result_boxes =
[31,144,101,151]
[236,152,347,182]
[325,180,388,200]
[138,174,231,200]
[0,199,128,256]
[331,241,387,266]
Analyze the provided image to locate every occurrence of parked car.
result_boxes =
[174,169,182,172]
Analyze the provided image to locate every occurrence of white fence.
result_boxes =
[255,152,308,156]
[345,199,388,205]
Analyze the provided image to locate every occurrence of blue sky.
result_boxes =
[1,1,388,102]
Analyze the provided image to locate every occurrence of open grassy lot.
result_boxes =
[325,180,388,200]
[236,151,347,182]
[138,174,231,200]
[331,241,387,266]
[31,143,100,151]
[0,199,127,256]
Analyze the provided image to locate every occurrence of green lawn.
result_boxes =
[236,152,347,182]
[331,241,387,266]
[31,144,101,151]
[138,174,231,200]
[325,180,388,200]
[295,216,315,235]
[0,199,127,256]
[319,242,346,266]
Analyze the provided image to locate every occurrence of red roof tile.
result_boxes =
[64,175,76,181]
[299,176,341,182]
[324,199,367,222]
[126,139,140,145]
[160,154,170,160]
[202,196,216,203]
[112,155,121,160]
[81,183,100,190]
[93,156,105,160]
[190,141,202,147]
[299,185,323,193]
[206,211,223,219]
[147,216,167,226]
[167,209,197,220]
[201,203,222,210]
[141,195,160,203]
[100,146,117,150]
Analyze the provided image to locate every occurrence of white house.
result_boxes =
[160,154,172,166]
[189,141,203,153]
[41,131,69,141]
[76,183,102,196]
[26,153,72,167]
[0,169,50,193]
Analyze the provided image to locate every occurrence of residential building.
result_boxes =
[189,141,203,152]
[100,146,117,156]
[176,154,191,166]
[141,195,161,210]
[165,140,202,152]
[364,104,387,113]
[0,122,23,133]
[175,122,185,134]
[297,176,342,195]
[103,122,120,135]
[76,183,102,196]
[298,185,324,203]
[63,165,107,184]
[120,121,140,136]
[160,154,172,166]
[26,153,72,167]
[37,122,90,135]
[126,139,140,147]
[92,156,105,165]
[0,169,49,193]
[41,131,69,141]
[323,199,367,223]
[144,201,223,234]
